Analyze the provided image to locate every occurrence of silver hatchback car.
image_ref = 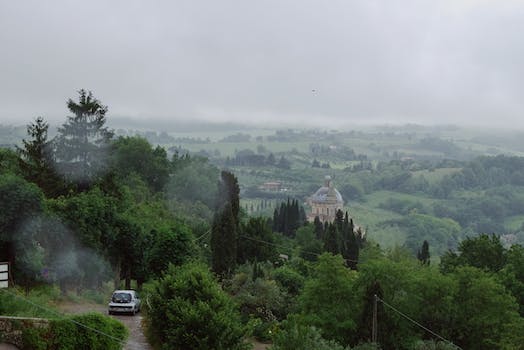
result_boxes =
[108,290,141,315]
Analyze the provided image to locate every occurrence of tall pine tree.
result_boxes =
[17,117,64,197]
[54,89,113,190]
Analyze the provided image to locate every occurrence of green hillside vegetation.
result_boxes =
[4,93,524,348]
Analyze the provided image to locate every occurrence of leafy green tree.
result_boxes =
[166,156,219,208]
[500,244,524,315]
[401,214,461,257]
[450,266,524,349]
[147,225,195,278]
[0,174,44,281]
[18,117,64,197]
[355,258,418,349]
[357,281,385,345]
[273,266,305,296]
[440,234,506,273]
[54,89,113,189]
[299,253,359,345]
[295,225,323,262]
[110,136,170,192]
[0,148,22,175]
[144,263,249,350]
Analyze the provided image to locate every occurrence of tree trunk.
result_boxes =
[113,259,121,290]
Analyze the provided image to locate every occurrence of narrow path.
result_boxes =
[58,302,152,350]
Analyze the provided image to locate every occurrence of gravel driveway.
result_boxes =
[58,302,152,350]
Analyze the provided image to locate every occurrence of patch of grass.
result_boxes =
[363,191,437,208]
[412,168,461,184]
[504,215,524,232]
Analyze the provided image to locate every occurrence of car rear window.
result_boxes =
[112,292,132,303]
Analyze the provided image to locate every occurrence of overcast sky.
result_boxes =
[1,0,523,127]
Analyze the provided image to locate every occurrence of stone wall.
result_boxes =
[0,316,48,349]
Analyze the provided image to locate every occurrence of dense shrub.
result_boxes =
[21,313,127,350]
[144,263,249,350]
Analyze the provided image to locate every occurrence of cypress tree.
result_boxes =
[211,203,237,277]
[218,171,240,226]
[314,216,324,240]
[417,240,430,266]
[323,223,339,255]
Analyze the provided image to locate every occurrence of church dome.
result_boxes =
[310,176,343,204]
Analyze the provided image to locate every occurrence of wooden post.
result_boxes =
[372,294,378,344]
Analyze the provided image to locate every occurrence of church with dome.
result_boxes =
[307,176,344,222]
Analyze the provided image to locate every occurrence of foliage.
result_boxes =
[144,263,249,350]
[110,136,170,192]
[54,89,113,189]
[272,199,306,237]
[238,217,277,264]
[399,213,461,257]
[440,234,506,273]
[147,224,195,278]
[270,316,350,350]
[450,266,524,349]
[298,253,359,345]
[272,265,305,296]
[166,156,219,207]
[17,116,64,197]
[211,202,238,277]
[0,174,44,286]
[417,240,430,265]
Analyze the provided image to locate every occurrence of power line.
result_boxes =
[193,228,211,242]
[238,234,360,263]
[0,288,141,350]
[376,296,462,350]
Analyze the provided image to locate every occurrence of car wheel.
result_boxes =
[108,310,112,315]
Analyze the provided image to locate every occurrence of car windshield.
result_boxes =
[112,292,132,303]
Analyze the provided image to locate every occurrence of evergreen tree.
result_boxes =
[334,209,344,233]
[17,117,64,197]
[323,223,339,255]
[211,203,237,277]
[417,240,430,266]
[313,216,324,240]
[54,90,113,189]
[237,217,276,264]
[218,170,240,226]
[267,153,276,165]
[346,230,359,270]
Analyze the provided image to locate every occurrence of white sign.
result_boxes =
[0,262,8,288]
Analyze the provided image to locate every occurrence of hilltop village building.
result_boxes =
[307,176,344,222]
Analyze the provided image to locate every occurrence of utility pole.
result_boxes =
[372,294,378,344]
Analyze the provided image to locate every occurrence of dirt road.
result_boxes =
[58,302,271,350]
[58,302,152,350]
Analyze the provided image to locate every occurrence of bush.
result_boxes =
[21,312,127,350]
[270,316,349,350]
[144,263,249,350]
